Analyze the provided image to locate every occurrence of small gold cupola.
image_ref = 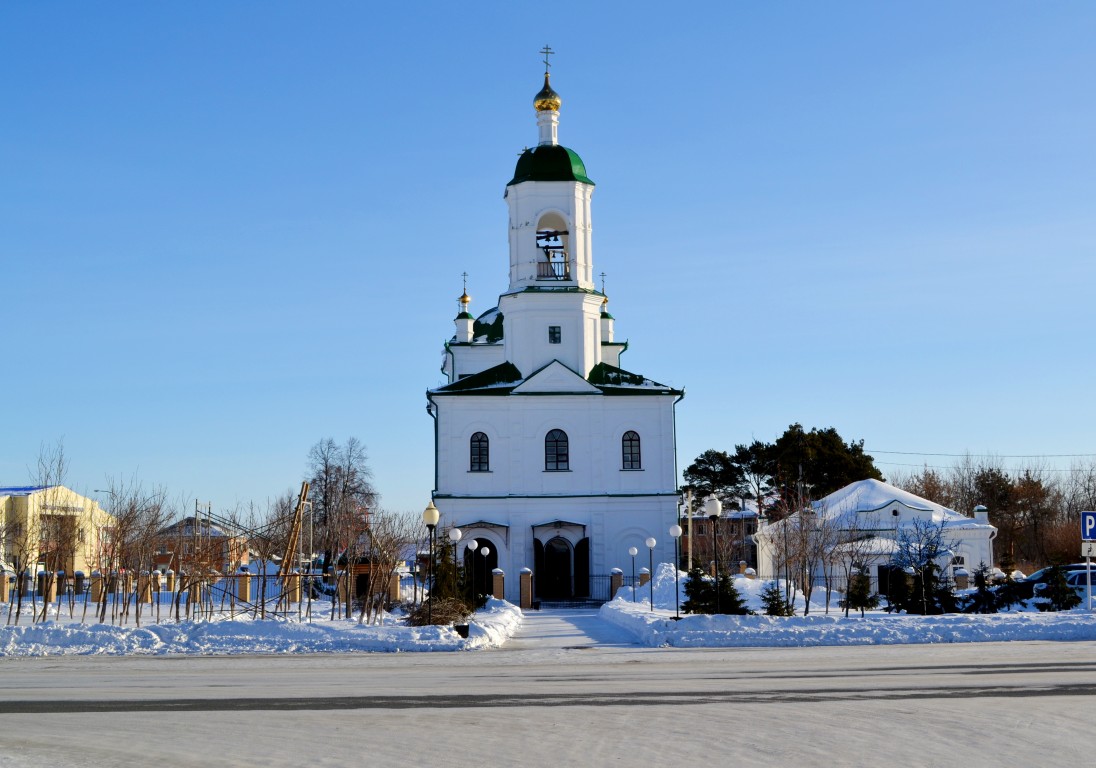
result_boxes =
[534,73,561,112]
[454,274,475,343]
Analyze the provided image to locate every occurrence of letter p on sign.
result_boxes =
[1083,511,1096,541]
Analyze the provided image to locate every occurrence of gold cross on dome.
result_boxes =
[540,45,554,74]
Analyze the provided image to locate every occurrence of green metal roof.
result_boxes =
[433,361,523,394]
[587,362,682,396]
[473,308,504,342]
[507,145,594,186]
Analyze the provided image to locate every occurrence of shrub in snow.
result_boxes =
[962,563,998,614]
[840,571,879,617]
[759,580,795,616]
[406,597,472,626]
[993,570,1027,611]
[682,568,750,615]
[1035,565,1082,612]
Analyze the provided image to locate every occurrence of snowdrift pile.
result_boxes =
[0,598,522,657]
[602,563,1096,647]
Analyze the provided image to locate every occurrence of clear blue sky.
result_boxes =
[3,2,1094,515]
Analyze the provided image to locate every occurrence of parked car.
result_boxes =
[1017,564,1096,602]
[1037,568,1096,606]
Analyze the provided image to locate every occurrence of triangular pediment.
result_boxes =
[512,360,601,394]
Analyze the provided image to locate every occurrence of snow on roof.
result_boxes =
[808,479,981,528]
[756,479,992,536]
[834,536,899,557]
[156,516,236,538]
[0,485,52,496]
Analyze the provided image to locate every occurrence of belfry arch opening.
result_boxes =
[535,212,570,281]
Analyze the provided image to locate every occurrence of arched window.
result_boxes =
[622,431,641,470]
[470,432,489,472]
[545,429,569,471]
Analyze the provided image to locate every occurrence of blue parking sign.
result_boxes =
[1083,511,1096,541]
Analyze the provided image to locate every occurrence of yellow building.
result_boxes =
[0,485,114,576]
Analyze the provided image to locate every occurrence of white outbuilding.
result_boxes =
[753,478,997,596]
[425,67,683,604]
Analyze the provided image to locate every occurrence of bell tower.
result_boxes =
[504,49,596,293]
[500,52,604,378]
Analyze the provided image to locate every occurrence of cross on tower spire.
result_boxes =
[540,45,554,74]
[600,272,607,294]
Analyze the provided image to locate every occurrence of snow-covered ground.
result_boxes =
[5,562,1096,657]
[604,562,1096,647]
[0,597,522,656]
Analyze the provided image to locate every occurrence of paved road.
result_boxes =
[2,611,1094,767]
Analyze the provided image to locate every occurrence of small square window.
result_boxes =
[548,326,561,344]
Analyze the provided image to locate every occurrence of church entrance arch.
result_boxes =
[538,537,573,600]
[462,542,499,601]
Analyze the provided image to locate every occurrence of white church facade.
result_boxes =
[426,66,683,604]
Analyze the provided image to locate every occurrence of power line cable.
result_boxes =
[867,450,1096,459]
[874,460,1087,473]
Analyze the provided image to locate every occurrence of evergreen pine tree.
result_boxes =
[714,572,751,615]
[1035,565,1082,612]
[760,580,795,616]
[429,537,473,610]
[842,570,879,617]
[886,568,911,613]
[683,568,714,614]
[683,568,752,615]
[994,569,1026,611]
[933,571,960,614]
[964,562,998,614]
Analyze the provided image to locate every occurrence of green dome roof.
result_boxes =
[507,145,594,187]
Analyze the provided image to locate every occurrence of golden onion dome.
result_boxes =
[534,73,561,112]
[460,292,471,305]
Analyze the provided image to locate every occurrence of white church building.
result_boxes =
[426,66,683,604]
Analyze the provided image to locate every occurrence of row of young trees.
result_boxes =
[4,437,434,627]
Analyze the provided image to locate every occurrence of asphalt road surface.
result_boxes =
[2,610,1093,767]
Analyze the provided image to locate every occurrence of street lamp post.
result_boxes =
[422,501,440,625]
[480,546,491,601]
[628,546,638,602]
[669,525,682,619]
[448,527,462,606]
[466,540,478,602]
[449,528,462,561]
[645,537,657,612]
[706,494,723,614]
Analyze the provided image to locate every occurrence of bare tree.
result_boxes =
[357,509,417,625]
[95,478,168,626]
[247,495,295,619]
[891,518,959,615]
[830,510,885,617]
[307,437,377,573]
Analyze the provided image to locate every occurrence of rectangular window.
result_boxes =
[548,326,561,344]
